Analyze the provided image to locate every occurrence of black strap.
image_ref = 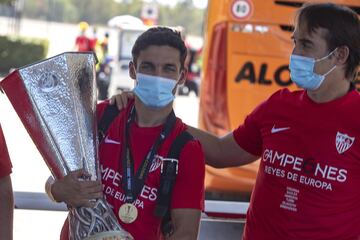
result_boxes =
[154,131,194,237]
[98,104,194,236]
[123,106,177,203]
[97,104,120,142]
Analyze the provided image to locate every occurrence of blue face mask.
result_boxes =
[133,73,178,108]
[289,48,337,90]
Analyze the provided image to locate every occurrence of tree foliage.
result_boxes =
[0,0,14,5]
[19,0,205,35]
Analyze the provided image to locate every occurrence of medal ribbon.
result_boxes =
[122,106,176,203]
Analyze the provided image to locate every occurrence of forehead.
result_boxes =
[293,20,328,43]
[137,45,181,66]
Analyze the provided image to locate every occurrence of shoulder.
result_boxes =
[255,88,305,113]
[267,88,304,103]
[181,133,203,153]
[347,89,360,102]
[179,129,205,167]
[234,88,304,131]
[173,120,202,152]
[338,90,360,116]
[172,129,205,181]
[96,99,134,120]
[170,119,204,159]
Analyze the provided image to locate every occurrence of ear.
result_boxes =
[178,68,188,85]
[129,61,136,80]
[334,46,349,66]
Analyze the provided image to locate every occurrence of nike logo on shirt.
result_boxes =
[104,135,121,145]
[271,125,290,134]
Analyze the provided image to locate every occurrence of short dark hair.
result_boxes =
[296,3,360,79]
[131,26,187,70]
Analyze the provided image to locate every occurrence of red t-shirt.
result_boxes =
[0,124,12,178]
[89,38,97,52]
[233,88,360,240]
[61,101,205,240]
[75,35,91,52]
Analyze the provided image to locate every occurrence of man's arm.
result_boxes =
[167,209,201,240]
[0,175,13,240]
[187,126,259,168]
[109,92,260,168]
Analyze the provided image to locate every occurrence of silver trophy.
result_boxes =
[0,52,133,240]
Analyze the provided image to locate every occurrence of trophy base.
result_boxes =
[69,199,134,240]
[84,231,133,240]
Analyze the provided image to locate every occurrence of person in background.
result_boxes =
[0,124,14,240]
[96,32,112,100]
[74,21,92,52]
[89,27,98,52]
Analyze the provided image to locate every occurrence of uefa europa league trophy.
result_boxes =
[0,52,133,240]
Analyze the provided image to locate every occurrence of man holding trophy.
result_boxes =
[48,27,205,240]
[1,49,134,238]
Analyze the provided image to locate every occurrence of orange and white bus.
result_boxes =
[200,0,360,200]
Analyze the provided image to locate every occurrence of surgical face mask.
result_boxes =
[289,48,337,90]
[133,73,178,108]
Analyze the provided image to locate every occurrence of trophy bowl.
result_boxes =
[0,52,133,240]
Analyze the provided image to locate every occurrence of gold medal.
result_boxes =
[118,203,138,224]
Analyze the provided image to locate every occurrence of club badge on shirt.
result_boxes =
[336,132,355,154]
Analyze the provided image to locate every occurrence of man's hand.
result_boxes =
[109,91,134,110]
[51,169,103,208]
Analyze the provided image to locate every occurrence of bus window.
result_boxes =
[200,0,360,201]
[119,30,144,61]
[108,19,148,93]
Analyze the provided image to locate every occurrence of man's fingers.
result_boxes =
[114,94,126,110]
[110,91,135,110]
[83,191,103,200]
[87,183,103,194]
[109,95,116,105]
[81,180,102,189]
[121,91,135,108]
[83,187,103,198]
[70,169,90,179]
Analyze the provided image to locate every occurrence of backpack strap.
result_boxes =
[97,104,120,142]
[154,130,194,237]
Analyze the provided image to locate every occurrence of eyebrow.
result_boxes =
[291,35,313,46]
[139,61,155,68]
[164,63,177,69]
[140,61,178,69]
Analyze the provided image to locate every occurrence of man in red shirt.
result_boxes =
[112,3,360,240]
[0,124,13,240]
[74,21,92,52]
[186,3,360,240]
[47,27,205,240]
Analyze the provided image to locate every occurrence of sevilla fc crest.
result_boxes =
[336,132,355,154]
